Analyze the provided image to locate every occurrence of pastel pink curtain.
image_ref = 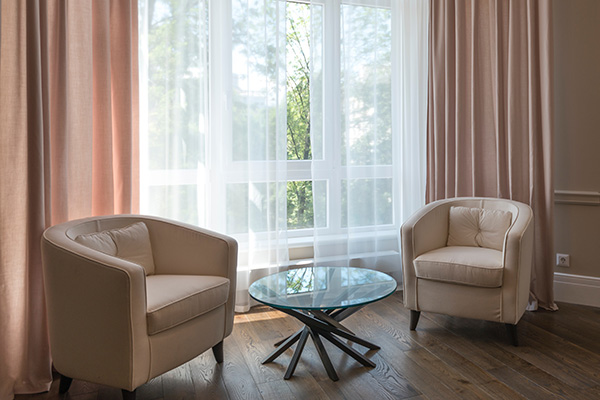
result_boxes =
[0,1,138,398]
[426,0,556,310]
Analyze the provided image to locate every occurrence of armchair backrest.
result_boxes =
[447,204,514,251]
[63,217,146,239]
[402,197,532,267]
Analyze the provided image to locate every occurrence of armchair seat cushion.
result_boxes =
[146,275,230,335]
[414,246,503,288]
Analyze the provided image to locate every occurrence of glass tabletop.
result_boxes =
[248,266,397,310]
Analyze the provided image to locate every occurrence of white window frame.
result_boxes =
[140,0,398,253]
[220,0,396,243]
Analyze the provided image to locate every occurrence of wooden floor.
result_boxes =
[17,292,600,400]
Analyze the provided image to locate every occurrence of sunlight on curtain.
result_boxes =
[1,1,138,397]
[224,0,289,311]
[138,0,428,312]
[139,0,289,312]
[138,0,210,224]
[310,0,428,280]
[393,0,429,224]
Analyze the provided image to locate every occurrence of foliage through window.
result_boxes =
[140,0,395,240]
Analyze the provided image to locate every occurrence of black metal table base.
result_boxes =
[262,306,379,381]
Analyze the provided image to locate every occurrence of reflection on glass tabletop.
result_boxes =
[248,266,397,310]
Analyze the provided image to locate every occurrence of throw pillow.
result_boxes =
[75,222,156,275]
[447,206,512,251]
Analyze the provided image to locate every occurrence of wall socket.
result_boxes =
[556,253,570,267]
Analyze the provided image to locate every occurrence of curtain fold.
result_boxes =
[310,0,428,279]
[426,0,556,310]
[392,0,429,252]
[0,2,52,398]
[227,0,289,312]
[138,0,289,313]
[0,1,138,398]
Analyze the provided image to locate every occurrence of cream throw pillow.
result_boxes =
[75,222,156,275]
[74,230,117,255]
[447,206,512,251]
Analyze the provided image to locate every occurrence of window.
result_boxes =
[140,0,402,251]
[226,0,394,239]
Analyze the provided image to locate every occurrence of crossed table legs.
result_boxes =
[261,306,379,381]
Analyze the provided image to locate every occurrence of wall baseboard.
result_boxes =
[554,272,600,308]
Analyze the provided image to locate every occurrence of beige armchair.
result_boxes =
[41,215,237,400]
[401,197,533,345]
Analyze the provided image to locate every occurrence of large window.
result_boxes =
[228,0,393,239]
[140,0,399,246]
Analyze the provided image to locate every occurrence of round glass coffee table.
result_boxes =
[248,266,397,381]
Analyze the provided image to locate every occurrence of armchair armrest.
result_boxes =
[141,216,238,335]
[144,217,237,278]
[41,235,150,391]
[501,203,534,323]
[401,199,453,309]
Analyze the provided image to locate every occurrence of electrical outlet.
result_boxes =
[556,253,570,267]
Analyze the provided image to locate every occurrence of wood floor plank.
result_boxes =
[478,342,591,400]
[378,297,508,372]
[382,296,523,400]
[409,339,524,400]
[405,347,494,400]
[135,376,163,400]
[162,364,196,400]
[281,368,331,400]
[344,302,420,353]
[377,348,465,400]
[64,378,102,397]
[367,353,421,399]
[423,312,596,400]
[333,308,423,398]
[487,366,562,400]
[325,351,402,400]
[95,386,127,400]
[257,381,296,400]
[69,393,99,400]
[502,336,600,390]
[337,308,422,399]
[521,307,600,354]
[518,318,600,380]
[188,352,229,399]
[241,309,330,399]
[222,316,266,400]
[232,313,291,384]
[15,294,600,400]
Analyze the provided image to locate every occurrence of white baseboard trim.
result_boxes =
[554,272,600,308]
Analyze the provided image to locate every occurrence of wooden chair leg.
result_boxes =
[505,323,519,346]
[212,340,224,363]
[122,389,137,400]
[58,374,73,394]
[410,310,421,331]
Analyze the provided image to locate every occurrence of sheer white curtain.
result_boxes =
[138,0,428,312]
[139,0,289,313]
[217,0,290,312]
[310,0,428,279]
[393,0,429,225]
